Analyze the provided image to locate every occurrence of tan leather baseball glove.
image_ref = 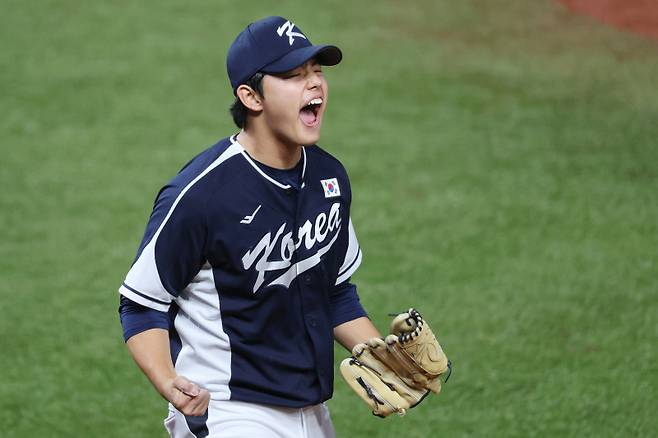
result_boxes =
[340,308,452,417]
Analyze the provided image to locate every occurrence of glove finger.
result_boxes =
[353,340,431,405]
[354,339,413,387]
[339,358,409,417]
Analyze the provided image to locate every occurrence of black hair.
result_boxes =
[229,72,265,129]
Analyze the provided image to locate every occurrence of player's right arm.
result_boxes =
[118,175,212,416]
[125,327,209,416]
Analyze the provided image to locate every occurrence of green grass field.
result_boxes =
[1,1,657,436]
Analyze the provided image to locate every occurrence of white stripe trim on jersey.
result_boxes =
[335,218,362,285]
[300,147,307,188]
[336,248,362,285]
[301,146,307,180]
[231,135,307,190]
[119,284,170,312]
[239,150,291,189]
[337,245,361,278]
[120,142,243,310]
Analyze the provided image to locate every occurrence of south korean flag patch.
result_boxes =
[321,178,341,198]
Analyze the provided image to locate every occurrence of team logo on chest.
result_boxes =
[241,202,341,292]
[321,178,341,198]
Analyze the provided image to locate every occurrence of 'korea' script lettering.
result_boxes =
[242,203,341,292]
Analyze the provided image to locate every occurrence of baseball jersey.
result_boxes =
[119,135,365,408]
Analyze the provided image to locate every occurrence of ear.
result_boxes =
[236,85,263,112]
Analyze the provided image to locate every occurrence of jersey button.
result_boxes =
[309,318,317,327]
[304,274,312,284]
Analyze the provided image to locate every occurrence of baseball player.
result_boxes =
[118,16,382,437]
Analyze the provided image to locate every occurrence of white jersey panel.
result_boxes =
[174,264,232,400]
[120,238,173,311]
[335,218,362,285]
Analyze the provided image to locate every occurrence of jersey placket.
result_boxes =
[293,181,332,397]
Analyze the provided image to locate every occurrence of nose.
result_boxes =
[307,70,322,89]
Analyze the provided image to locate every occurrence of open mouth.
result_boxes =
[300,97,323,127]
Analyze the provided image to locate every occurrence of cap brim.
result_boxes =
[261,45,342,74]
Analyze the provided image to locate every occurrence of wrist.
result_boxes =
[153,371,178,400]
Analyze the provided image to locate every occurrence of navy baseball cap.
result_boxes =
[226,16,342,93]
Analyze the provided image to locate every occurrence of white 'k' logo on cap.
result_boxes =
[277,21,307,46]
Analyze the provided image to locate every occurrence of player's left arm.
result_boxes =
[334,316,381,351]
[329,278,379,350]
[330,170,379,349]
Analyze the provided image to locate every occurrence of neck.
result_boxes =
[237,129,301,170]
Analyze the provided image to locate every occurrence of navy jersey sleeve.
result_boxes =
[118,295,170,341]
[119,183,207,312]
[329,279,367,327]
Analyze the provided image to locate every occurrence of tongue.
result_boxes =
[300,108,317,126]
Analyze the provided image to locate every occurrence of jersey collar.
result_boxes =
[231,134,307,190]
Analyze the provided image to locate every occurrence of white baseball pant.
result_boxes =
[164,399,336,438]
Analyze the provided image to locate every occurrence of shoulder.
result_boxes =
[155,136,242,212]
[173,136,240,185]
[305,144,350,181]
[305,144,353,204]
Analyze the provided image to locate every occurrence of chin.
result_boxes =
[300,133,321,146]
[297,125,322,146]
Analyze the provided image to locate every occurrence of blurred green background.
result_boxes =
[1,0,657,436]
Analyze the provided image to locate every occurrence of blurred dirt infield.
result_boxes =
[558,0,658,40]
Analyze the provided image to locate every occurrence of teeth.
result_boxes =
[309,98,323,105]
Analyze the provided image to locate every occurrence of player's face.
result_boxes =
[260,60,328,147]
